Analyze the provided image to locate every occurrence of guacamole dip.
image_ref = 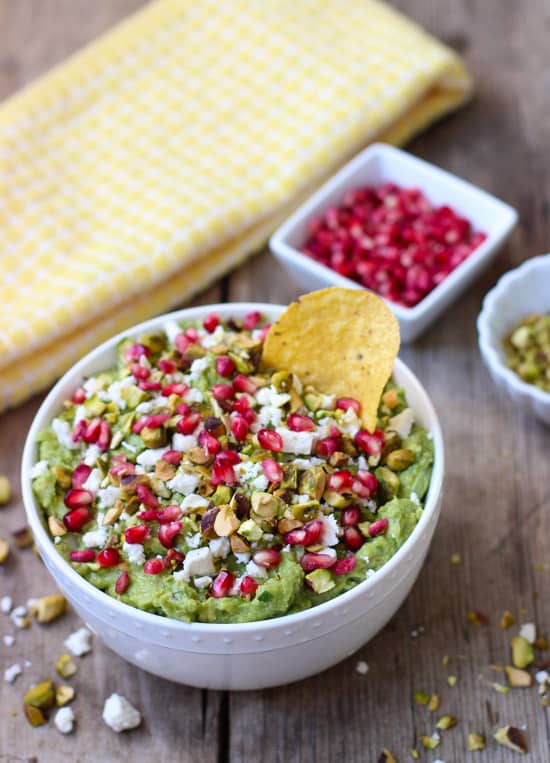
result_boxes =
[31,312,434,623]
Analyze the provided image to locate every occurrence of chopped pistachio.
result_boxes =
[436,715,457,730]
[24,680,55,710]
[230,534,250,554]
[493,725,528,754]
[0,475,11,505]
[420,733,440,750]
[505,666,533,688]
[385,448,415,471]
[29,594,67,623]
[467,732,485,751]
[12,527,33,549]
[447,675,457,687]
[24,704,47,727]
[56,685,75,707]
[535,635,549,650]
[427,693,440,712]
[413,690,430,705]
[491,682,509,694]
[103,502,123,526]
[500,609,515,630]
[55,654,77,679]
[450,552,461,565]
[298,467,326,501]
[410,750,419,760]
[48,516,67,537]
[213,504,241,537]
[0,537,10,563]
[511,636,535,668]
[466,610,489,626]
[377,749,396,763]
[442,655,449,667]
[238,518,263,542]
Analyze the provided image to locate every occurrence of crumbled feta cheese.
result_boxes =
[167,472,200,496]
[181,493,209,512]
[178,547,216,582]
[103,376,134,408]
[186,533,202,549]
[30,460,49,479]
[102,693,141,733]
[338,407,361,437]
[519,622,536,643]
[172,434,198,452]
[122,441,137,453]
[1,596,13,614]
[209,537,230,559]
[4,663,22,683]
[535,670,549,684]
[82,526,108,548]
[252,474,269,491]
[245,559,268,579]
[357,455,369,470]
[410,492,420,505]
[54,536,62,544]
[388,408,415,439]
[136,447,166,469]
[83,444,101,466]
[293,457,323,470]
[135,399,159,414]
[256,386,290,408]
[164,319,182,344]
[319,515,340,547]
[201,324,225,348]
[82,376,103,397]
[73,405,87,426]
[10,606,27,627]
[82,468,102,493]
[234,460,263,483]
[189,357,210,380]
[317,546,337,560]
[234,552,251,564]
[54,706,75,734]
[292,493,311,505]
[184,388,204,404]
[320,393,336,410]
[123,542,145,565]
[3,634,14,647]
[365,569,376,579]
[193,576,213,589]
[257,405,283,428]
[64,627,92,656]
[355,660,369,675]
[51,418,79,450]
[97,486,121,509]
[275,428,315,455]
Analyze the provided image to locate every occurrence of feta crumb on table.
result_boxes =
[102,693,142,732]
[0,595,13,614]
[4,663,22,683]
[64,627,92,656]
[355,661,369,675]
[54,706,75,734]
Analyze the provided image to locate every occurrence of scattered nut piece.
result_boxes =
[56,685,75,707]
[420,733,440,750]
[24,680,55,712]
[12,527,33,549]
[377,749,396,763]
[447,675,457,687]
[436,715,457,730]
[24,705,47,727]
[466,732,485,751]
[55,654,77,679]
[103,503,123,526]
[500,610,515,629]
[48,516,66,536]
[427,693,440,712]
[466,610,489,626]
[491,682,509,694]
[511,636,534,668]
[535,635,548,650]
[493,725,528,754]
[450,552,461,565]
[505,666,533,688]
[0,538,10,564]
[413,691,430,705]
[29,594,67,624]
[213,505,240,537]
[410,750,419,760]
[0,476,12,505]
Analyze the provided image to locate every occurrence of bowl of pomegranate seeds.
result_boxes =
[270,143,517,341]
[22,301,444,689]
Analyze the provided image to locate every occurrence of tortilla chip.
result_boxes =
[262,288,400,432]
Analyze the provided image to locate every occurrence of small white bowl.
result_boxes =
[22,302,444,690]
[477,255,550,425]
[270,143,517,342]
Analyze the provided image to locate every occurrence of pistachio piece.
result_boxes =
[427,694,440,712]
[277,518,303,534]
[466,732,485,751]
[141,426,167,448]
[271,370,292,392]
[12,527,33,549]
[374,466,400,499]
[230,534,250,554]
[155,460,176,481]
[188,447,211,465]
[200,507,220,538]
[24,704,47,727]
[53,465,72,489]
[0,475,11,505]
[491,682,509,694]
[450,552,461,565]
[500,609,515,629]
[305,568,335,594]
[298,467,327,501]
[48,516,67,537]
[466,610,489,626]
[238,518,263,542]
[328,451,349,467]
[24,680,55,710]
[493,725,528,754]
[447,675,457,687]
[323,490,352,509]
[213,505,240,537]
[535,635,549,650]
[55,654,77,679]
[377,749,396,763]
[230,492,251,518]
[280,463,298,490]
[29,594,67,623]
[385,448,415,471]
[413,691,430,705]
[0,537,9,564]
[505,665,533,688]
[211,485,233,506]
[420,734,440,750]
[512,636,535,668]
[436,715,457,730]
[56,685,75,707]
[251,492,279,520]
[103,502,124,526]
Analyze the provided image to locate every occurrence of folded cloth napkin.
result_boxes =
[0,0,471,412]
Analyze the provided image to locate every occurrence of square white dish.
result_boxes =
[270,143,518,342]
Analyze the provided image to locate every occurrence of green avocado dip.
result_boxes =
[31,312,434,624]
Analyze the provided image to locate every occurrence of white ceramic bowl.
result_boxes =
[22,303,444,690]
[477,255,550,425]
[270,143,518,343]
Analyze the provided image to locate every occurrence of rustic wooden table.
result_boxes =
[1,1,549,761]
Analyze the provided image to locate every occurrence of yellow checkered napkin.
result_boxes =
[0,0,471,412]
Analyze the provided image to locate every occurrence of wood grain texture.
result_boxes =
[1,1,550,761]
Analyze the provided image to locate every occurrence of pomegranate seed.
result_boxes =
[287,413,315,432]
[63,507,91,532]
[252,548,282,569]
[97,548,120,567]
[285,527,308,545]
[164,548,185,567]
[162,383,188,397]
[109,460,135,478]
[216,449,241,465]
[185,327,199,342]
[242,407,257,425]
[315,437,340,458]
[69,549,96,563]
[175,333,191,354]
[131,363,150,380]
[354,429,384,455]
[356,470,378,495]
[258,323,271,341]
[232,374,256,394]
[71,387,86,404]
[176,403,190,415]
[64,488,93,509]
[137,509,160,521]
[239,575,259,597]
[158,521,182,548]
[177,411,201,434]
[300,552,336,572]
[342,506,361,526]
[72,419,88,443]
[156,505,184,524]
[139,381,162,391]
[132,414,170,434]
[203,313,220,333]
[136,483,159,509]
[261,458,283,483]
[124,524,150,544]
[216,355,235,377]
[333,556,357,575]
[144,558,164,575]
[211,383,234,401]
[231,414,249,441]
[336,397,361,415]
[71,463,91,488]
[242,311,262,330]
[124,343,150,362]
[257,429,283,452]
[97,420,111,450]
[303,519,324,545]
[83,418,101,444]
[343,526,364,551]
[158,358,177,374]
[212,570,235,598]
[115,571,130,594]
[351,479,371,498]
[161,449,182,465]
[211,456,237,486]
[368,518,389,537]
[198,430,221,455]
[327,469,354,492]
[232,396,251,413]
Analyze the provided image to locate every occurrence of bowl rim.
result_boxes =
[21,301,445,634]
[270,142,518,323]
[477,254,550,404]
